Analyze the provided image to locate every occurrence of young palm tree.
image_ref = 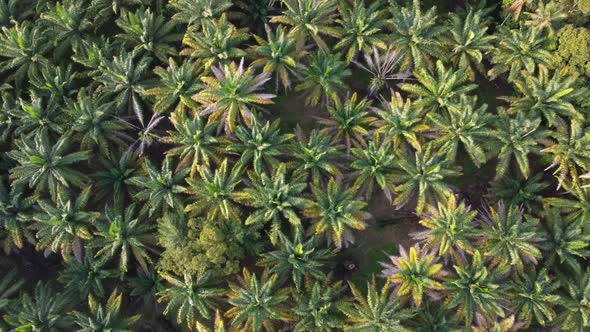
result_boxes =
[68,89,131,158]
[184,159,243,222]
[523,0,567,37]
[392,146,461,214]
[289,127,343,186]
[8,130,90,201]
[143,58,202,113]
[227,116,294,174]
[161,109,221,177]
[335,0,388,63]
[95,50,152,117]
[127,158,188,217]
[504,70,585,128]
[0,181,35,253]
[249,24,302,91]
[295,50,351,107]
[372,91,427,152]
[541,122,590,186]
[304,178,370,248]
[489,112,549,180]
[444,250,506,326]
[34,187,99,262]
[93,204,157,275]
[318,93,375,151]
[443,9,495,79]
[507,268,561,327]
[233,164,311,242]
[73,291,141,332]
[388,0,446,70]
[401,60,478,113]
[195,58,275,134]
[340,276,414,332]
[352,47,408,96]
[158,271,225,329]
[115,7,181,62]
[488,27,552,82]
[225,268,291,332]
[292,279,348,332]
[258,231,335,290]
[169,0,232,27]
[413,195,476,259]
[58,252,117,301]
[558,268,590,331]
[543,207,590,275]
[270,0,340,50]
[427,96,491,167]
[350,134,396,201]
[380,244,446,307]
[3,282,74,331]
[475,202,544,273]
[0,21,51,87]
[181,14,249,68]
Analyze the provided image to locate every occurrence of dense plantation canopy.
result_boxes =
[2,0,590,331]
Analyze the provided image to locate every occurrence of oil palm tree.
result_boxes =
[410,302,462,332]
[289,127,343,186]
[541,122,590,186]
[388,0,446,70]
[12,94,66,139]
[401,60,478,113]
[542,207,590,275]
[233,164,311,242]
[507,268,561,327]
[116,7,181,62]
[8,130,90,201]
[0,180,35,253]
[68,89,131,158]
[318,92,375,151]
[40,0,92,57]
[227,116,294,174]
[443,9,495,79]
[392,146,461,214]
[335,0,388,63]
[292,279,348,332]
[196,310,228,332]
[195,58,275,134]
[270,0,340,50]
[0,267,24,326]
[225,268,291,332]
[427,96,491,167]
[352,46,408,95]
[546,183,590,226]
[504,70,585,128]
[184,159,243,222]
[143,58,202,113]
[304,178,370,248]
[471,314,525,332]
[488,26,552,82]
[523,0,567,37]
[169,0,232,27]
[475,202,544,273]
[73,291,141,332]
[29,63,79,104]
[340,276,414,332]
[94,154,138,208]
[558,268,590,331]
[258,231,335,290]
[180,14,249,68]
[350,134,396,201]
[491,173,548,210]
[489,112,549,180]
[93,204,157,275]
[412,195,476,259]
[380,244,446,307]
[34,187,99,262]
[127,158,188,217]
[58,252,117,301]
[295,50,351,107]
[249,24,302,91]
[158,271,225,329]
[444,250,506,326]
[161,109,221,177]
[3,282,74,332]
